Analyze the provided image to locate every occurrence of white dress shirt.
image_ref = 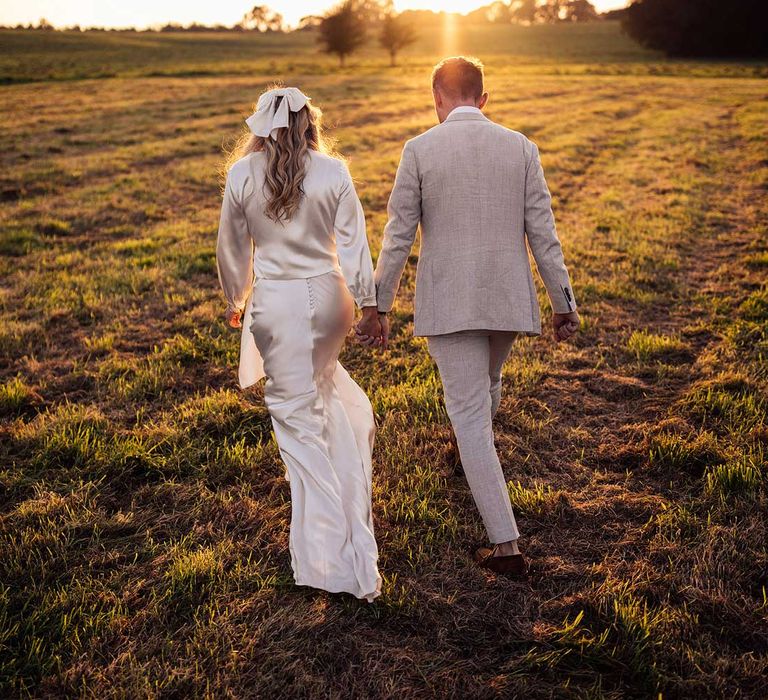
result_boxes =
[446,105,484,119]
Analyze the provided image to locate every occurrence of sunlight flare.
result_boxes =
[441,10,458,56]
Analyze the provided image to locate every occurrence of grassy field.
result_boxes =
[1,22,767,699]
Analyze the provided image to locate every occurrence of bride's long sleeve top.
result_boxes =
[216,150,377,316]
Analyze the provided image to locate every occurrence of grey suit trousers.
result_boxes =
[427,330,521,543]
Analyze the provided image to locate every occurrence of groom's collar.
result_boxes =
[444,107,489,123]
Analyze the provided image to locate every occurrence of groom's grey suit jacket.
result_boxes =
[373,110,577,336]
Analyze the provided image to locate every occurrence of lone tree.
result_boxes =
[319,1,367,67]
[379,13,417,66]
[623,0,767,57]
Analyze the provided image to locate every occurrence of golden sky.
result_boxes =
[0,0,629,29]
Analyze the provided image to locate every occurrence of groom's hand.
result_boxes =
[227,308,243,329]
[553,311,579,342]
[355,306,382,347]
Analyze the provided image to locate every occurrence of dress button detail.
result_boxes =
[307,278,316,310]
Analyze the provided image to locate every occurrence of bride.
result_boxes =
[215,86,384,603]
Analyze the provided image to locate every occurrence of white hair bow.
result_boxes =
[245,87,310,139]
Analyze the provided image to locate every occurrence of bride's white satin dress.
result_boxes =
[216,149,382,603]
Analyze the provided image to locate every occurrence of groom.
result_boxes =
[357,56,579,576]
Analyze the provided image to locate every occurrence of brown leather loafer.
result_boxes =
[473,545,529,578]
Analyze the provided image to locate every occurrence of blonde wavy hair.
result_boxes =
[222,86,338,224]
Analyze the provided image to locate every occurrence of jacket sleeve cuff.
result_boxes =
[550,283,577,314]
[376,296,394,313]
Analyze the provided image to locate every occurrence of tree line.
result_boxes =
[7,0,764,60]
[5,0,605,36]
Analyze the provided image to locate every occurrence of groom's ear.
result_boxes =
[478,92,489,109]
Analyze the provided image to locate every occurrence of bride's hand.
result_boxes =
[226,308,242,329]
[355,306,382,347]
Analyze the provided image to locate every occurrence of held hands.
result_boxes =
[355,307,389,349]
[229,304,574,344]
[553,310,580,342]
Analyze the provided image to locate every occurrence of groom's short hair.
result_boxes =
[432,56,484,100]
